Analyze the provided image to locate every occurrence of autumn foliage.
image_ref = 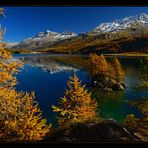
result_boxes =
[88,53,109,78]
[52,74,98,127]
[88,53,124,82]
[0,8,51,141]
[124,98,148,138]
[111,58,125,82]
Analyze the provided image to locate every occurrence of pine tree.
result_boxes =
[0,90,51,141]
[0,8,51,141]
[52,74,98,127]
[112,58,124,82]
[88,53,99,77]
[108,62,116,80]
[99,54,109,76]
[88,53,109,79]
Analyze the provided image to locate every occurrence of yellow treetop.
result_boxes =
[88,53,125,83]
[112,58,125,82]
[0,8,51,141]
[52,74,98,127]
[88,53,109,78]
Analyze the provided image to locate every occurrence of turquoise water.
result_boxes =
[14,54,148,127]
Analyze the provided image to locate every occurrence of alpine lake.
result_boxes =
[13,54,148,127]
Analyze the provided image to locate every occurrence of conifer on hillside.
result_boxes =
[0,8,51,141]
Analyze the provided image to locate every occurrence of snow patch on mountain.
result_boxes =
[24,30,77,41]
[13,30,77,50]
[93,13,148,33]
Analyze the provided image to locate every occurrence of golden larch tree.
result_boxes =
[0,8,51,141]
[112,58,124,82]
[124,98,148,140]
[108,62,116,80]
[52,74,98,127]
[88,53,109,78]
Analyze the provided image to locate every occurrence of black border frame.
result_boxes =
[0,0,148,6]
[0,0,148,145]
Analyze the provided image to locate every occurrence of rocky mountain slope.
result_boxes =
[92,13,148,34]
[11,13,148,53]
[13,30,77,50]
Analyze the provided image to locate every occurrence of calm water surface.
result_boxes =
[13,54,148,127]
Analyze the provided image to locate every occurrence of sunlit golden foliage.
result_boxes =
[124,98,148,138]
[124,114,139,131]
[88,53,124,82]
[88,53,109,78]
[0,52,22,88]
[130,98,148,117]
[111,58,125,82]
[0,8,51,141]
[52,74,98,127]
[0,89,51,141]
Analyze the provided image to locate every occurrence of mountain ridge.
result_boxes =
[92,13,148,33]
[8,13,148,52]
[12,30,77,50]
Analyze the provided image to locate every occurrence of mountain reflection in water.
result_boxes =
[23,56,78,74]
[14,54,148,126]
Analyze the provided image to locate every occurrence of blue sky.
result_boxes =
[1,7,148,42]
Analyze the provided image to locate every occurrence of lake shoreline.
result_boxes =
[103,53,148,58]
[13,52,148,58]
[14,54,147,130]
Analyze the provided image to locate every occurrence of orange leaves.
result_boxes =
[88,53,125,83]
[0,10,51,141]
[52,74,98,127]
[11,92,51,141]
[0,88,51,141]
[124,114,139,131]
[124,99,148,138]
[112,58,125,82]
[0,48,23,89]
[88,53,109,78]
[51,105,62,112]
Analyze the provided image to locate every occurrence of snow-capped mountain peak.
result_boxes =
[13,30,77,50]
[28,30,77,41]
[93,13,148,33]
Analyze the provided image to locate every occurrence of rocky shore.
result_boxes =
[45,119,140,142]
[92,77,127,92]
